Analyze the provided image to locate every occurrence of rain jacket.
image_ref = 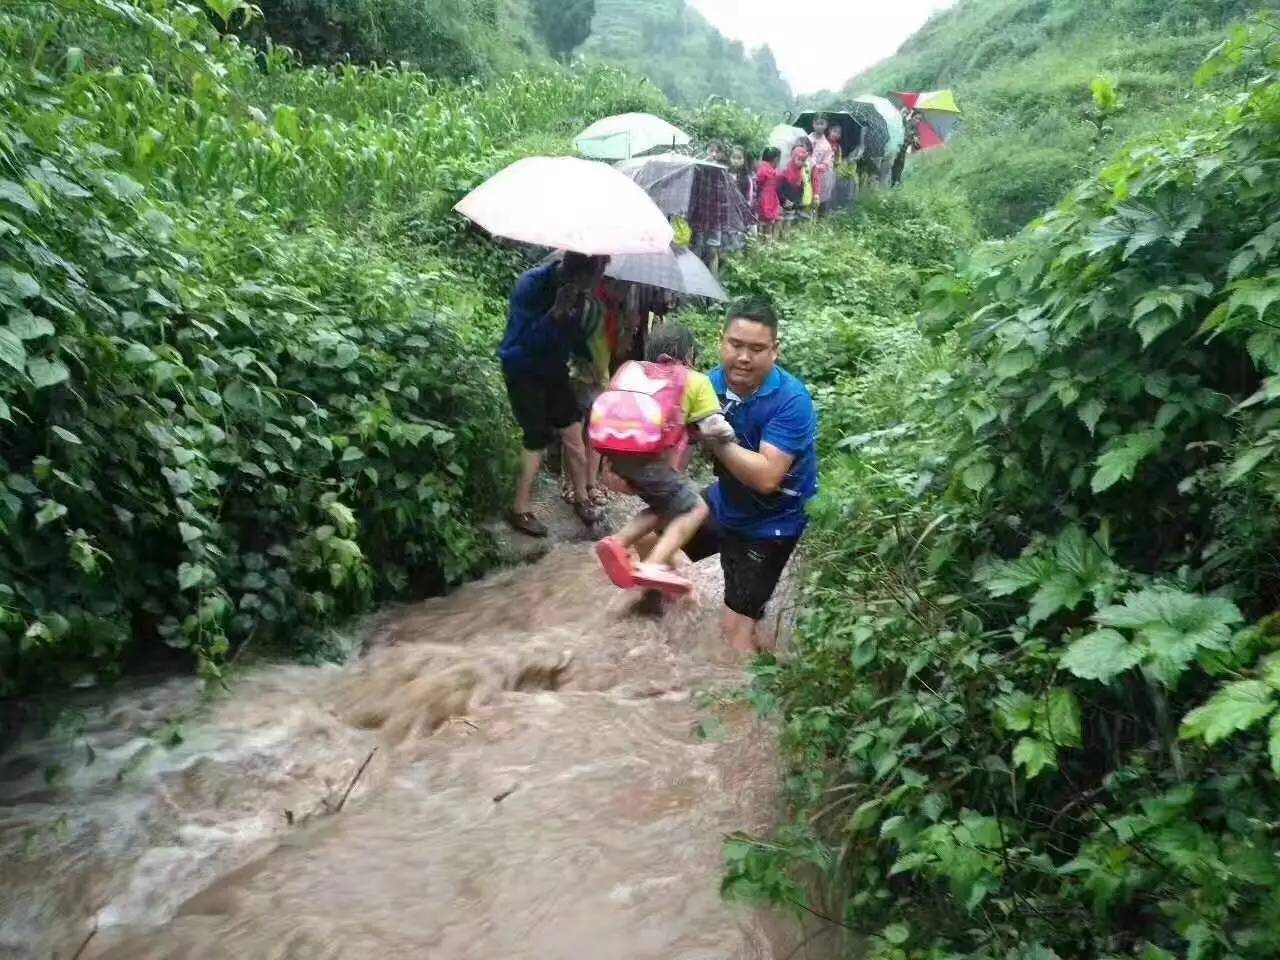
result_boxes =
[498,265,590,375]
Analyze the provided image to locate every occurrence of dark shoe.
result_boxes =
[507,511,549,538]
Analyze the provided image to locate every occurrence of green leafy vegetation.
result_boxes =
[844,0,1269,235]
[239,0,548,79]
[728,16,1280,958]
[0,0,684,694]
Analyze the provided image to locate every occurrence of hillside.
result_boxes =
[838,0,1269,234]
[239,0,551,79]
[238,0,789,114]
[576,0,792,112]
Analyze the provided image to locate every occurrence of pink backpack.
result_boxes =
[589,361,690,457]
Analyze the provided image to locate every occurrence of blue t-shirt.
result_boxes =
[707,365,818,540]
[497,265,586,375]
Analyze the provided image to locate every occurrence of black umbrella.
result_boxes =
[833,102,892,158]
[794,110,867,157]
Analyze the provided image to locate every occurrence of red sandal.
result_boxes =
[595,537,636,589]
[632,563,693,598]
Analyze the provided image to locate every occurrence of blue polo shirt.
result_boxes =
[707,365,818,540]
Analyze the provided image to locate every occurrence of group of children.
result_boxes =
[752,115,845,237]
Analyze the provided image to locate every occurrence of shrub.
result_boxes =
[0,0,679,695]
[732,18,1280,959]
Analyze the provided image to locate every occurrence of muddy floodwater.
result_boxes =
[1,540,806,959]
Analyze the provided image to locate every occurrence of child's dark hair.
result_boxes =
[762,146,781,164]
[645,323,698,365]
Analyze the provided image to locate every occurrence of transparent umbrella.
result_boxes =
[545,246,728,301]
[604,248,728,301]
[574,113,691,162]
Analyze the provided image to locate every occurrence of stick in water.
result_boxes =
[335,748,377,813]
[70,923,97,960]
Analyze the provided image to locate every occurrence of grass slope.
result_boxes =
[842,0,1270,234]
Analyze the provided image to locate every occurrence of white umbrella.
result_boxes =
[454,156,674,256]
[768,123,808,156]
[575,113,691,162]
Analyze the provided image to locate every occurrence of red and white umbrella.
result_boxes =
[455,156,674,256]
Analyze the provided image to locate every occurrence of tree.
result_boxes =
[531,0,595,60]
[752,44,780,83]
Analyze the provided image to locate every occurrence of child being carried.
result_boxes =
[589,323,734,595]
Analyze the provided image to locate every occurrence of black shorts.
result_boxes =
[503,368,580,451]
[684,499,799,621]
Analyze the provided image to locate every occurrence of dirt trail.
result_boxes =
[0,486,806,959]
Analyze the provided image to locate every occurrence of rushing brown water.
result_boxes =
[1,541,799,959]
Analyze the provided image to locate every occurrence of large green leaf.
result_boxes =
[1028,572,1085,625]
[1091,430,1164,493]
[981,553,1054,597]
[1041,689,1082,747]
[0,329,25,372]
[1093,587,1243,686]
[1180,679,1277,745]
[7,310,55,340]
[1061,628,1143,682]
[0,179,39,213]
[1012,737,1056,779]
[0,266,40,303]
[1227,278,1280,324]
[27,357,70,388]
[1077,398,1105,435]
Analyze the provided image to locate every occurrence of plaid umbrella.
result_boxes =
[615,153,754,235]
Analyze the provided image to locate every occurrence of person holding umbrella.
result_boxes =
[499,253,610,537]
[454,155,677,537]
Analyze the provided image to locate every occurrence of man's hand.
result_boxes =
[697,414,735,445]
[552,284,580,319]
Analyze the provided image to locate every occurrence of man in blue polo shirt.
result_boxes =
[684,298,819,654]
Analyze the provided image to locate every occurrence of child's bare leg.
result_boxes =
[615,510,662,550]
[643,498,709,569]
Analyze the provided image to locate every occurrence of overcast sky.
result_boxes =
[688,0,956,94]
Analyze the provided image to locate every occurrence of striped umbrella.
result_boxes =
[890,90,964,151]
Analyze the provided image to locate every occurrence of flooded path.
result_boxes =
[1,497,798,959]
